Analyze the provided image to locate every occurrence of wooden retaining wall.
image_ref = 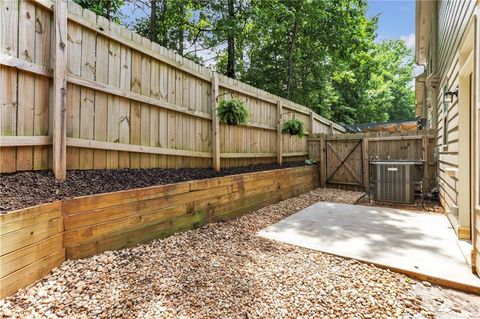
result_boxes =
[0,0,343,177]
[0,165,319,298]
[0,202,65,299]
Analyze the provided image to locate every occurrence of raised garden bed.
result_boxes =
[0,162,307,213]
[0,165,318,299]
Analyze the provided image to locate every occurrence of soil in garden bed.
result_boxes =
[0,161,308,213]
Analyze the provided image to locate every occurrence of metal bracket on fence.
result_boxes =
[215,91,234,102]
[280,111,293,117]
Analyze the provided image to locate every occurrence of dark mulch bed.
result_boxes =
[0,161,308,213]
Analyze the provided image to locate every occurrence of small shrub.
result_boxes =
[305,159,317,165]
[217,98,249,125]
[282,118,305,138]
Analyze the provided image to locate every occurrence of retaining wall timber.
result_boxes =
[0,202,65,298]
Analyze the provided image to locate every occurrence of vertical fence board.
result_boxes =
[33,6,51,170]
[140,38,151,168]
[92,16,109,169]
[16,1,36,171]
[211,72,220,171]
[0,1,343,174]
[0,1,18,173]
[77,9,95,170]
[277,101,282,165]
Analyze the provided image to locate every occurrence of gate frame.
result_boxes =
[325,138,364,188]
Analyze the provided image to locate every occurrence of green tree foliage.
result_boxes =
[236,0,414,125]
[371,40,415,121]
[133,0,197,57]
[239,0,380,124]
[190,0,254,78]
[77,0,415,125]
[73,0,124,22]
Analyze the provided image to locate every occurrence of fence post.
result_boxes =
[276,101,283,165]
[309,110,314,136]
[329,122,334,134]
[53,0,67,180]
[211,72,220,171]
[362,137,370,192]
[319,134,326,187]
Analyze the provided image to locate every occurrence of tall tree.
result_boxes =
[133,0,203,60]
[195,0,253,78]
[226,0,236,77]
[73,0,124,22]
[77,0,415,124]
[285,1,303,98]
[149,0,158,42]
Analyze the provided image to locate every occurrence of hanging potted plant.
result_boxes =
[282,117,305,138]
[217,98,249,126]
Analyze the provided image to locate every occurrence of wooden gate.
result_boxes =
[325,138,365,190]
[308,130,435,192]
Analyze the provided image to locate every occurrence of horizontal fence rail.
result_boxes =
[0,0,344,177]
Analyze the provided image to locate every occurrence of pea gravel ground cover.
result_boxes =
[1,188,479,318]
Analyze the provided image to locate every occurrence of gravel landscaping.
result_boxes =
[1,188,479,318]
[0,162,306,213]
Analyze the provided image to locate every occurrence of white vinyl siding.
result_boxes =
[434,1,477,217]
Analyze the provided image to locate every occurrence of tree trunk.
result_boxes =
[226,0,235,78]
[158,1,167,47]
[177,3,185,55]
[150,0,158,42]
[286,7,302,99]
[105,1,112,20]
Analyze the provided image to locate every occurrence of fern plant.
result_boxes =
[217,98,249,125]
[282,118,305,138]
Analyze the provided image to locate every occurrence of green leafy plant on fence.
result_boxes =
[217,98,249,125]
[282,118,305,138]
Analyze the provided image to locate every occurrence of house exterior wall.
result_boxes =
[475,0,480,275]
[423,0,476,234]
[417,0,479,274]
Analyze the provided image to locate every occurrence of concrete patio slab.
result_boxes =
[258,202,480,294]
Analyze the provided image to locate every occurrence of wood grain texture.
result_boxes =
[2,1,342,172]
[63,166,319,259]
[53,0,67,179]
[0,202,64,299]
[211,72,220,171]
[0,0,18,173]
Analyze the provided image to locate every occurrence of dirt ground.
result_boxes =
[0,162,306,213]
[412,283,480,319]
[1,188,478,319]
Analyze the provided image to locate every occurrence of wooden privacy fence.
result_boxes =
[0,0,344,178]
[0,165,319,298]
[308,130,436,192]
